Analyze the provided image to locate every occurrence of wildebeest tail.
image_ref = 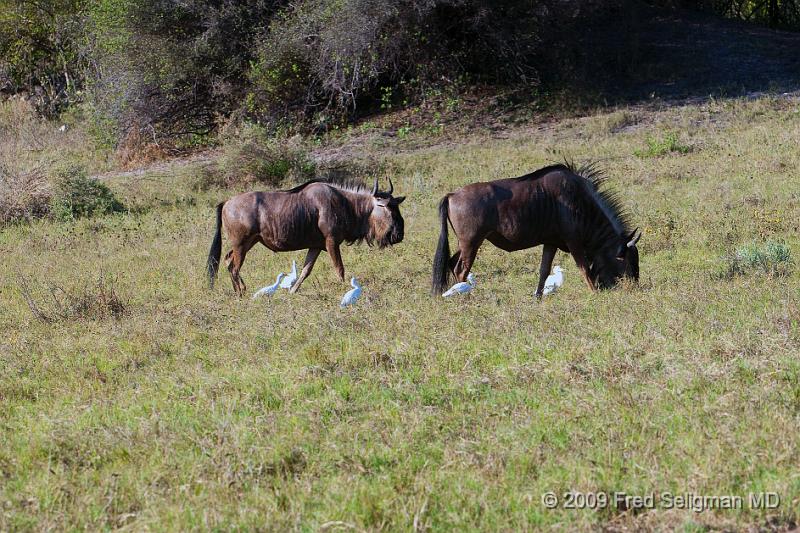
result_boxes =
[207,201,224,288]
[431,195,451,295]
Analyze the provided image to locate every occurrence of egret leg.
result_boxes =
[289,248,322,294]
[535,244,557,298]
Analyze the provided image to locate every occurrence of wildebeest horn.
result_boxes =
[387,178,394,195]
[371,178,378,195]
[627,228,641,248]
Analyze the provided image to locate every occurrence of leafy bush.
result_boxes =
[718,240,793,279]
[247,0,544,128]
[194,124,315,190]
[87,0,284,143]
[0,0,88,115]
[2,0,620,142]
[635,132,691,157]
[83,0,579,140]
[50,165,124,221]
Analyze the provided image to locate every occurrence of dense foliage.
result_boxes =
[655,0,800,28]
[0,0,88,115]
[89,0,554,141]
[2,0,799,144]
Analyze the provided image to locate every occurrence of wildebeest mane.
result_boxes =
[282,176,372,195]
[565,160,632,237]
[512,164,568,183]
[513,160,632,237]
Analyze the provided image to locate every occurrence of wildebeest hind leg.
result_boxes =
[535,244,557,298]
[226,247,246,297]
[289,248,322,294]
[454,238,483,282]
[226,241,256,297]
[448,251,461,279]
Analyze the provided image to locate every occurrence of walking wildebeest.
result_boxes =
[208,178,405,296]
[431,162,641,297]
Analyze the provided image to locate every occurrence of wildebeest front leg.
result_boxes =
[325,238,345,282]
[289,248,322,294]
[567,242,596,291]
[535,244,557,298]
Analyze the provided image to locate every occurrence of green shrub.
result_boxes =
[195,124,315,190]
[245,0,547,128]
[0,0,88,115]
[635,132,691,158]
[718,240,793,279]
[50,165,124,221]
[86,0,284,143]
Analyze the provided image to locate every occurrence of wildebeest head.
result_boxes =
[367,178,405,248]
[591,228,641,289]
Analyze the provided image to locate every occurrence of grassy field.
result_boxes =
[2,94,800,531]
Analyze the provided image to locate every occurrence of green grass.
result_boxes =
[635,131,692,158]
[718,239,794,279]
[2,95,800,531]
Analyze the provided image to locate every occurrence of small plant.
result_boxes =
[635,132,691,158]
[380,86,394,111]
[445,97,460,112]
[397,124,413,138]
[601,110,640,134]
[50,165,124,221]
[717,240,793,279]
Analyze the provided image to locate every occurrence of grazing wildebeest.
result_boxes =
[208,178,405,296]
[431,162,641,297]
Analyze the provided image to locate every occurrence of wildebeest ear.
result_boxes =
[627,228,641,248]
[392,196,405,205]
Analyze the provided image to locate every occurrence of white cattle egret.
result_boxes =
[542,266,564,295]
[442,273,475,297]
[252,273,285,299]
[279,260,297,289]
[340,277,362,307]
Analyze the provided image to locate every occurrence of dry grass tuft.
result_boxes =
[17,273,128,323]
[114,124,170,169]
[0,163,52,224]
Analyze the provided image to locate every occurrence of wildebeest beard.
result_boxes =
[368,216,404,248]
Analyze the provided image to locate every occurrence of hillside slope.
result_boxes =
[2,92,800,531]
